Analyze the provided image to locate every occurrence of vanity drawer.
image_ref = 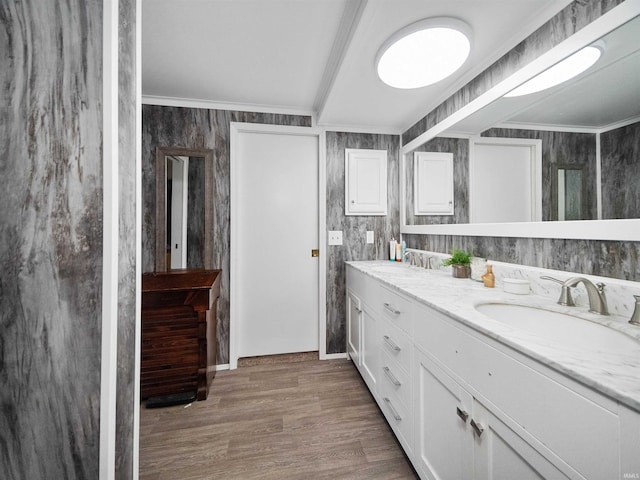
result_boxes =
[378,286,413,334]
[379,374,413,452]
[379,319,412,374]
[380,350,412,411]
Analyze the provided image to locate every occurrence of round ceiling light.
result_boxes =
[505,46,602,97]
[376,18,472,90]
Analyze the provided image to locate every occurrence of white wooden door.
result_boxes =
[235,130,319,359]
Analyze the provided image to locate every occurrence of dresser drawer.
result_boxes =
[378,286,413,334]
[379,319,412,374]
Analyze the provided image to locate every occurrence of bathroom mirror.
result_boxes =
[155,146,214,272]
[401,6,640,240]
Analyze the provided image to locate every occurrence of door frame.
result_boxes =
[229,122,327,369]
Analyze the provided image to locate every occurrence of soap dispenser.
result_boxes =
[482,265,495,288]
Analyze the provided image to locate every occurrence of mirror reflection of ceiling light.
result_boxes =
[376,18,472,89]
[505,46,602,97]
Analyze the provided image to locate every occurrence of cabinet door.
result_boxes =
[472,399,573,480]
[415,348,474,480]
[360,305,378,392]
[345,148,388,215]
[346,290,361,367]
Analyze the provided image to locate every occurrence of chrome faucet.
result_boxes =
[541,276,608,315]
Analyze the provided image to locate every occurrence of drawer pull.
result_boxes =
[383,335,401,352]
[456,406,469,423]
[470,418,484,437]
[383,366,402,387]
[383,303,401,315]
[383,397,402,421]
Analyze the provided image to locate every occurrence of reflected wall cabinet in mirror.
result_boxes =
[400,6,640,241]
[155,146,214,272]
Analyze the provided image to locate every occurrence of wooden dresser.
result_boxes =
[141,269,221,401]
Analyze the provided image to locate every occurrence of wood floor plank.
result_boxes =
[139,357,419,479]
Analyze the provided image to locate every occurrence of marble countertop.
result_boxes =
[347,260,640,412]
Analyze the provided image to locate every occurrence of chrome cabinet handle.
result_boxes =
[470,419,484,437]
[383,397,402,421]
[456,406,469,423]
[383,366,401,387]
[383,335,401,352]
[383,303,401,315]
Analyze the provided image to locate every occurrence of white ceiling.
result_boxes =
[142,0,573,133]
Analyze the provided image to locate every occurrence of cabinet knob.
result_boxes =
[456,406,469,423]
[470,418,484,437]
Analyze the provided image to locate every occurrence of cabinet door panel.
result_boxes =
[415,349,474,480]
[473,400,574,480]
[346,290,361,366]
[361,305,378,392]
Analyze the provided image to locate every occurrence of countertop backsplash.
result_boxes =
[406,248,640,320]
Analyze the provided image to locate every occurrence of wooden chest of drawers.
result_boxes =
[141,269,221,401]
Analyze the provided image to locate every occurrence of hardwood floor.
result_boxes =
[139,356,419,479]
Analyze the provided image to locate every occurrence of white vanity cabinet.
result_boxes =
[414,302,633,480]
[415,347,570,480]
[345,262,640,480]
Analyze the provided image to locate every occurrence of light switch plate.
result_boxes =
[328,230,343,246]
[366,231,374,244]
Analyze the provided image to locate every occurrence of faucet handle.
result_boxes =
[541,276,575,306]
[540,275,563,285]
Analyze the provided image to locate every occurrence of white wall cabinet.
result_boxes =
[345,263,639,480]
[345,148,387,216]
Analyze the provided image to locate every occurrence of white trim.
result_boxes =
[401,218,640,241]
[400,0,640,241]
[596,132,603,220]
[323,353,349,360]
[132,0,142,477]
[229,123,326,369]
[598,115,640,133]
[100,0,118,478]
[492,122,605,134]
[320,123,402,135]
[142,95,315,118]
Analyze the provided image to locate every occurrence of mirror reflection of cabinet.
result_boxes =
[155,146,214,272]
[414,152,454,216]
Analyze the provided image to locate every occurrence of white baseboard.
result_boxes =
[320,352,348,360]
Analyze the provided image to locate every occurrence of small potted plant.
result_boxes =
[442,249,472,278]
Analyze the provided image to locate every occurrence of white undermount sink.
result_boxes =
[475,303,640,354]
